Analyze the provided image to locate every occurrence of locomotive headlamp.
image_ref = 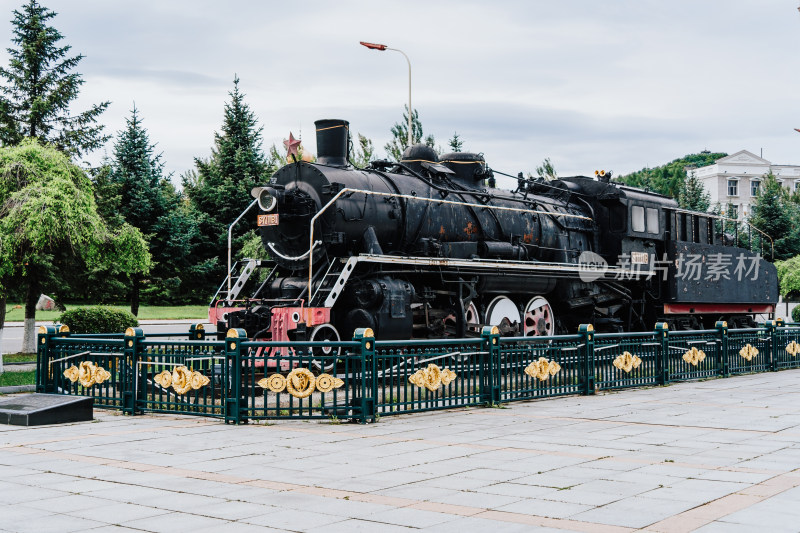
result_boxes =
[252,186,278,212]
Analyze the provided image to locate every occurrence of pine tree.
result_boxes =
[384,105,434,161]
[183,76,275,298]
[0,0,109,157]
[678,170,711,211]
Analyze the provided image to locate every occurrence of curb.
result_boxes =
[0,385,35,394]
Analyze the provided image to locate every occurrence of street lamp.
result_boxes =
[360,41,413,147]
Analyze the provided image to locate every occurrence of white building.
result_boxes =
[690,150,800,218]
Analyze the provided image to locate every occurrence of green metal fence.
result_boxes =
[35,319,800,424]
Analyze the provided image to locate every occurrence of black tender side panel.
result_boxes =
[666,242,778,304]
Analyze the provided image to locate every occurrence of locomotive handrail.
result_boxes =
[665,206,774,260]
[307,187,597,303]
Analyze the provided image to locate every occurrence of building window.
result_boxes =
[750,180,761,197]
[727,179,738,197]
[795,180,800,193]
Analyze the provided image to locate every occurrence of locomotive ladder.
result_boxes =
[310,257,359,308]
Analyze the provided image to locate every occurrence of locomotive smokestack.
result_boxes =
[315,119,349,167]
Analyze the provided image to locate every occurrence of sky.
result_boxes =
[1,0,799,189]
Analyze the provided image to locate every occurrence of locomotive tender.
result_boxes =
[210,119,778,345]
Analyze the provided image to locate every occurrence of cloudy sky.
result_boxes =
[2,0,799,187]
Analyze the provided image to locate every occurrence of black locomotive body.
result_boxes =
[210,119,778,343]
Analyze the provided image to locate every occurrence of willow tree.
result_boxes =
[0,140,150,352]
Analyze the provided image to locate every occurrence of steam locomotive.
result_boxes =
[209,119,778,345]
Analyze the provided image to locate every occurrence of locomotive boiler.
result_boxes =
[210,119,778,346]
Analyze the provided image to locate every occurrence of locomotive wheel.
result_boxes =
[523,296,555,337]
[442,300,481,338]
[464,301,481,335]
[309,324,341,373]
[485,296,522,336]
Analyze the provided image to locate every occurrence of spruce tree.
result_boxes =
[183,76,275,297]
[108,106,203,311]
[448,132,463,153]
[678,171,711,212]
[749,172,800,261]
[0,0,109,157]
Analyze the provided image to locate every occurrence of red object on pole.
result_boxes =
[360,41,387,51]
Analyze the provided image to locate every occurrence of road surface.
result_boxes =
[0,319,210,356]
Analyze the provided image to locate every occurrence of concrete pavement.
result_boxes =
[1,370,800,532]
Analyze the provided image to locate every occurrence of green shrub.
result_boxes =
[58,306,138,334]
[792,305,800,323]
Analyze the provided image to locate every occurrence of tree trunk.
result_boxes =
[131,275,140,317]
[21,271,40,354]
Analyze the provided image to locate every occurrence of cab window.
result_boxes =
[646,208,659,234]
[631,205,645,232]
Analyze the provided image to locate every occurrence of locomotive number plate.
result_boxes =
[257,214,279,226]
[631,251,649,265]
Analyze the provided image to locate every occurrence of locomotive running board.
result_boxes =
[356,254,651,277]
[314,254,654,309]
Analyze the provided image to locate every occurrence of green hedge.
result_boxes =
[792,305,800,323]
[58,306,139,334]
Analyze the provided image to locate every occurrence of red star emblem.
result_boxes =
[283,132,302,161]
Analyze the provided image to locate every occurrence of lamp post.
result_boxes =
[360,41,412,147]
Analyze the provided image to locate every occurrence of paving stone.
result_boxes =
[494,497,594,518]
[363,507,458,528]
[122,510,233,532]
[240,508,345,531]
[2,513,106,533]
[1,371,800,531]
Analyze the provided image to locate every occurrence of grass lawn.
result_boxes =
[0,370,35,387]
[4,304,209,322]
[1,353,34,363]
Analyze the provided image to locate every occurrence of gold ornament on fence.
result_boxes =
[524,357,561,381]
[682,347,706,367]
[257,370,344,398]
[63,361,111,388]
[786,341,800,357]
[154,366,210,395]
[408,364,457,392]
[739,344,759,362]
[612,351,642,373]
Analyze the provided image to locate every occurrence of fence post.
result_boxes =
[655,322,669,385]
[36,325,58,393]
[353,328,375,423]
[480,326,501,405]
[224,328,246,425]
[716,321,728,377]
[579,324,595,395]
[124,327,144,415]
[766,319,777,372]
[189,323,205,341]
